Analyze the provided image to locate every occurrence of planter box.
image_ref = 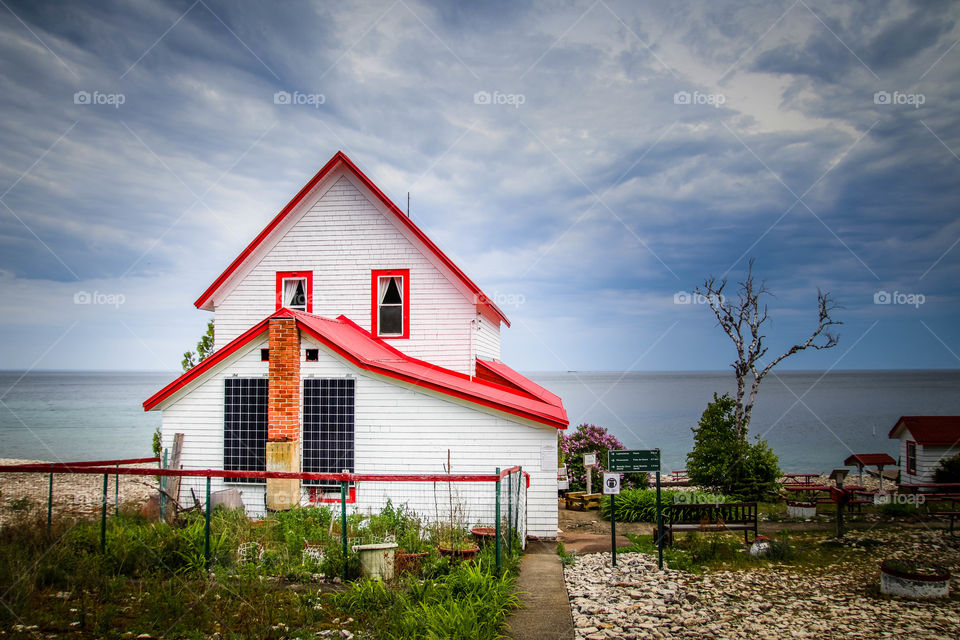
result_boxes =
[352,543,398,581]
[881,561,950,599]
[786,500,817,519]
[437,544,480,561]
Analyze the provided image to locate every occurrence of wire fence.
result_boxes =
[0,458,528,576]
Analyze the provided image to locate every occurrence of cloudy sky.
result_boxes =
[1,0,958,373]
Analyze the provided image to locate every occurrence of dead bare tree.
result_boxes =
[695,260,842,439]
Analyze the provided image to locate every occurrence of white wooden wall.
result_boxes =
[474,313,501,361]
[159,337,270,515]
[897,437,953,485]
[211,171,500,375]
[158,332,558,538]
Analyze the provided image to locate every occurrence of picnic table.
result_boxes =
[782,473,822,486]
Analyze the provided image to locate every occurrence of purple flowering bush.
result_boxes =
[559,424,647,492]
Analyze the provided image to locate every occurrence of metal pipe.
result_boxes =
[494,467,501,575]
[204,476,211,567]
[100,474,108,553]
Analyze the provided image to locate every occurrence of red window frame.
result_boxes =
[906,441,917,475]
[371,269,409,339]
[276,271,313,313]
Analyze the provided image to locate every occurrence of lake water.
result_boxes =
[2,370,959,472]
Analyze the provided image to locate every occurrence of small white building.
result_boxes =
[888,416,960,485]
[144,151,568,538]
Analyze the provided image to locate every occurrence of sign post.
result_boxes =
[602,472,621,565]
[583,453,597,495]
[609,449,662,570]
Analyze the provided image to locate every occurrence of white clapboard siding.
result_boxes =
[475,313,501,360]
[158,332,558,538]
[897,437,953,484]
[159,338,270,516]
[211,172,481,375]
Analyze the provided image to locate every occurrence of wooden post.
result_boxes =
[164,433,185,522]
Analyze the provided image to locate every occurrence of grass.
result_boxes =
[0,501,522,639]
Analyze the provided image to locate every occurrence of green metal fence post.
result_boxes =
[100,473,108,553]
[494,468,501,575]
[506,471,513,552]
[159,448,168,522]
[204,476,211,567]
[47,472,53,535]
[340,480,348,580]
[514,466,521,542]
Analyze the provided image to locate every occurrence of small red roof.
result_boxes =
[144,310,565,429]
[193,151,509,327]
[889,416,960,445]
[844,453,896,467]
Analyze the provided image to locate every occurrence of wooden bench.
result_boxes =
[564,491,602,511]
[663,502,758,545]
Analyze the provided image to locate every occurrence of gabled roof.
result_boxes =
[145,310,565,429]
[193,151,509,326]
[889,416,960,444]
[844,453,897,467]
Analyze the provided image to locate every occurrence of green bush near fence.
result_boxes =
[0,500,521,639]
[599,488,732,522]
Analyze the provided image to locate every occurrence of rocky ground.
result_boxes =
[563,528,960,640]
[0,458,156,523]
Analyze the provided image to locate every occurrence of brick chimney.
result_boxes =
[266,316,300,510]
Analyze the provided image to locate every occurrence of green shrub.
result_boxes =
[686,393,781,501]
[933,453,960,483]
[600,488,732,522]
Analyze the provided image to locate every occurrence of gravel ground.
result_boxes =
[0,458,156,523]
[564,528,960,640]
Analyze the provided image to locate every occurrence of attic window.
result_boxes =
[305,349,319,362]
[260,349,269,362]
[276,271,312,312]
[371,269,409,339]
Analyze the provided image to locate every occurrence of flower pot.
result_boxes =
[437,544,480,561]
[395,551,429,574]
[470,527,497,545]
[880,560,950,599]
[352,543,398,581]
[785,500,817,519]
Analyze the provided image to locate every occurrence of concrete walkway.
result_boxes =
[507,540,575,640]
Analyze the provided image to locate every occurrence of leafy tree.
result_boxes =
[686,393,780,501]
[933,453,960,483]
[695,259,841,439]
[559,424,647,492]
[182,319,215,372]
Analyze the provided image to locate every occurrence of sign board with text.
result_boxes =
[583,453,597,467]
[603,472,621,495]
[608,449,660,473]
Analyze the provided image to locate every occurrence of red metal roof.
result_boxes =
[888,416,960,444]
[844,453,896,467]
[193,151,509,327]
[144,310,565,429]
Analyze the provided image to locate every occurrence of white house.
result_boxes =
[144,151,568,538]
[888,416,960,485]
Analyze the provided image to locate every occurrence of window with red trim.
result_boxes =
[371,269,409,338]
[276,271,312,312]
[906,441,917,475]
